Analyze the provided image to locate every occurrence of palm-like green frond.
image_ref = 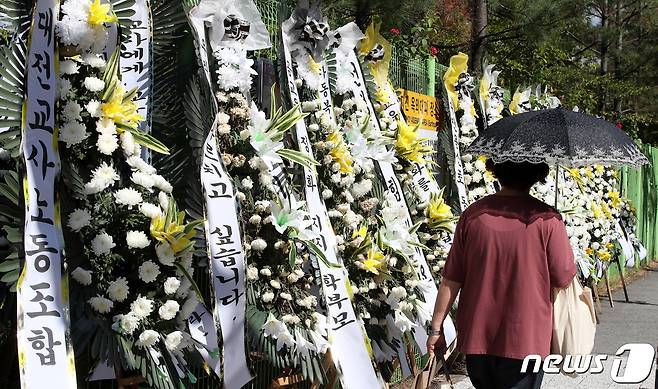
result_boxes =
[0,169,22,292]
[0,12,28,131]
[110,0,137,41]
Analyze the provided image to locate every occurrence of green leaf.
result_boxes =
[122,126,170,154]
[1,269,19,283]
[288,240,297,270]
[298,238,341,268]
[276,148,319,170]
[0,259,19,272]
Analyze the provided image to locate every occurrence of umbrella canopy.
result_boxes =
[466,108,649,167]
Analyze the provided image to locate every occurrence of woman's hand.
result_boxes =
[426,333,446,356]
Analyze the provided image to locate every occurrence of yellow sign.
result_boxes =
[397,89,443,131]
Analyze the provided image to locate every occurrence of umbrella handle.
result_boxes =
[554,165,560,208]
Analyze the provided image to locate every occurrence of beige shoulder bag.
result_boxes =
[551,277,597,356]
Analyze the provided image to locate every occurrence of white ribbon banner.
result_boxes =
[17,1,77,387]
[282,36,380,388]
[120,0,153,136]
[200,130,252,388]
[187,302,222,377]
[344,50,456,353]
[444,92,469,212]
[615,222,635,267]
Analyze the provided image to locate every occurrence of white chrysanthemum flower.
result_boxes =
[249,215,261,225]
[246,266,259,281]
[107,277,129,302]
[155,243,176,266]
[58,78,72,99]
[152,175,172,193]
[59,60,79,75]
[97,133,119,155]
[261,291,275,303]
[83,76,105,92]
[91,232,115,255]
[131,171,155,189]
[130,296,154,319]
[158,300,180,320]
[88,295,113,314]
[118,313,140,335]
[164,277,181,295]
[114,188,142,208]
[85,100,102,118]
[139,202,162,219]
[82,54,106,68]
[138,260,160,283]
[216,112,230,125]
[269,279,281,289]
[92,161,119,187]
[59,121,88,146]
[158,191,169,209]
[68,208,92,231]
[251,238,267,251]
[62,100,83,122]
[126,230,150,249]
[71,267,92,285]
[165,331,184,351]
[121,131,136,156]
[136,330,160,348]
[96,118,117,135]
[241,177,254,190]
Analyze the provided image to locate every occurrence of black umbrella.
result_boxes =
[466,108,649,167]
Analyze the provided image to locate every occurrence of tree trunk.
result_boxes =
[469,0,487,74]
[613,0,623,114]
[598,0,609,114]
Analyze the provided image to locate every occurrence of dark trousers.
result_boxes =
[465,354,544,389]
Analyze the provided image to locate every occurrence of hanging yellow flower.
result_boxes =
[361,247,387,275]
[102,86,143,129]
[358,21,392,90]
[395,119,431,163]
[327,130,353,173]
[608,191,622,209]
[88,0,118,26]
[443,52,468,111]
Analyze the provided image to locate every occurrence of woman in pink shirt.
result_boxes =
[427,160,577,389]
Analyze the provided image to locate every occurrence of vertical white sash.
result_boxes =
[17,1,77,387]
[282,38,381,389]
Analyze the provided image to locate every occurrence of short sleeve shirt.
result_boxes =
[442,194,577,359]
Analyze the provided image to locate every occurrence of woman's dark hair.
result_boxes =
[485,159,550,190]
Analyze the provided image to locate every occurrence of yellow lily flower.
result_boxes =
[327,130,353,173]
[307,56,322,75]
[427,195,453,221]
[568,168,581,179]
[583,167,594,179]
[608,191,621,209]
[150,211,195,254]
[594,165,605,175]
[361,247,387,275]
[585,247,594,256]
[102,86,143,129]
[597,250,611,261]
[601,202,612,219]
[395,119,431,163]
[88,0,118,26]
[591,202,603,219]
[509,87,531,115]
[605,242,614,250]
[352,225,367,240]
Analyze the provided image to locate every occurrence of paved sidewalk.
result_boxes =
[448,265,658,389]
